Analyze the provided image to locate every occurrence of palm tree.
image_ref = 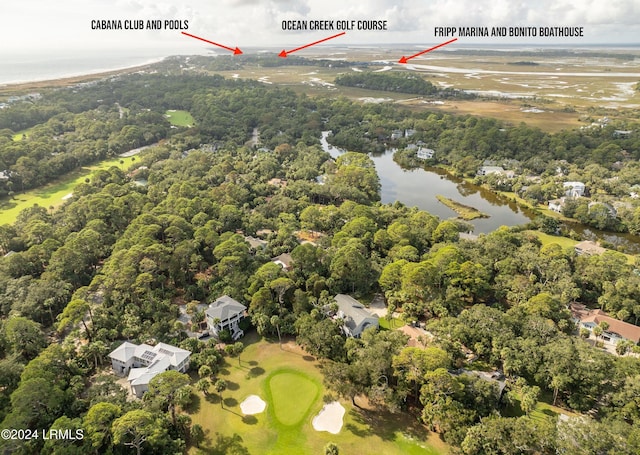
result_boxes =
[233,341,244,366]
[271,315,282,348]
[198,365,212,379]
[212,317,221,336]
[593,325,603,342]
[196,378,210,396]
[214,379,227,408]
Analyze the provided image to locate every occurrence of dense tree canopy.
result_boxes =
[0,59,638,454]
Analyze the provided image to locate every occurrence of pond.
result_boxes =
[321,132,533,234]
[321,132,640,253]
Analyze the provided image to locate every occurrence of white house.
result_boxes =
[205,295,247,341]
[109,341,191,398]
[563,181,586,198]
[548,198,565,213]
[334,294,379,338]
[416,147,435,160]
[391,130,404,140]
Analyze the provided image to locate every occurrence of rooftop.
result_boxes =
[271,253,293,269]
[574,240,606,256]
[570,303,640,343]
[206,295,246,322]
[335,294,377,332]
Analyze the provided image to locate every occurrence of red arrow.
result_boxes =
[181,31,242,55]
[398,38,458,63]
[279,31,346,57]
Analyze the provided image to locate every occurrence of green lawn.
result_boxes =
[525,230,579,250]
[187,334,447,455]
[525,230,636,264]
[165,109,195,127]
[378,316,403,330]
[503,389,577,423]
[0,156,139,225]
[12,127,33,141]
[267,369,320,426]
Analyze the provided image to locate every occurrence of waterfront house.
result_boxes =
[574,240,606,256]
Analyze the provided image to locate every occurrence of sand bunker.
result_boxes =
[312,401,345,434]
[240,395,266,415]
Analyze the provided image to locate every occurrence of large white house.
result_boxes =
[416,147,435,160]
[563,181,586,198]
[109,341,191,398]
[334,294,379,338]
[206,295,247,341]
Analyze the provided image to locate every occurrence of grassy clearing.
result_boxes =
[401,99,582,133]
[378,317,403,330]
[524,230,579,250]
[212,50,640,133]
[436,195,489,220]
[12,127,34,141]
[165,109,195,127]
[0,156,138,225]
[187,334,447,455]
[503,389,577,423]
[526,230,636,264]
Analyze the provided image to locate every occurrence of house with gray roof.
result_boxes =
[334,294,379,338]
[244,235,268,251]
[271,253,293,271]
[109,341,191,398]
[206,295,247,341]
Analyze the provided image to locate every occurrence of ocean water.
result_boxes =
[0,49,175,85]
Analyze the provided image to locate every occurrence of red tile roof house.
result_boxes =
[570,303,640,346]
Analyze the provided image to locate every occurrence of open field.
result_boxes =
[187,334,447,455]
[503,389,578,423]
[0,156,139,225]
[12,127,34,141]
[165,109,195,127]
[524,230,579,250]
[207,47,640,133]
[524,230,636,264]
[401,98,582,133]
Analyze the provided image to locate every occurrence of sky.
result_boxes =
[3,0,640,56]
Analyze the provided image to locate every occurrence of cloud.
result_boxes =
[1,0,639,55]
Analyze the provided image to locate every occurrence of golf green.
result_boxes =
[266,369,320,427]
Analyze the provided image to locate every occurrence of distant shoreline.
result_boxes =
[0,57,166,95]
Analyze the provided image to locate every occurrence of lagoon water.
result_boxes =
[321,132,532,234]
[320,132,640,252]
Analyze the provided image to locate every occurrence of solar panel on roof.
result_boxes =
[140,350,157,361]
